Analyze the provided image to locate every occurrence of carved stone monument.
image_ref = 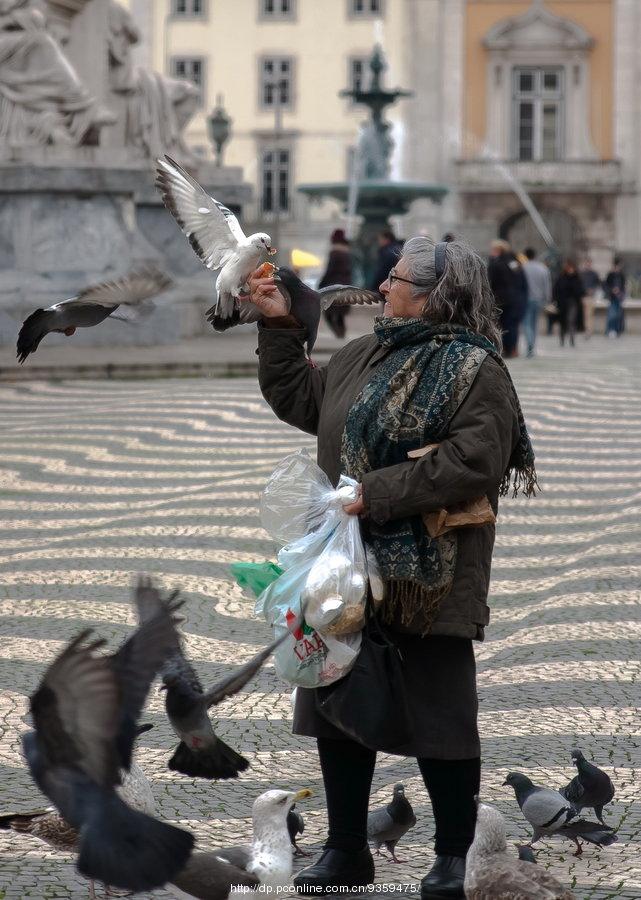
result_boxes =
[0,0,250,349]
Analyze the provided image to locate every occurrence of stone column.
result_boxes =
[614,0,641,252]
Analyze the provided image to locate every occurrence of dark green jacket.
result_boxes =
[257,325,521,641]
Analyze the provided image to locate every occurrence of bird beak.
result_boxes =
[268,247,278,255]
[293,789,313,802]
[158,685,167,693]
[501,779,509,786]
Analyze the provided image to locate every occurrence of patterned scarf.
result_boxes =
[340,318,537,633]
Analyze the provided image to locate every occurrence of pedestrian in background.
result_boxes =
[580,257,602,340]
[553,260,585,347]
[488,239,527,358]
[522,247,552,357]
[370,229,403,297]
[318,229,354,339]
[604,256,626,338]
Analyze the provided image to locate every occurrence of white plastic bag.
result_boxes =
[255,450,369,687]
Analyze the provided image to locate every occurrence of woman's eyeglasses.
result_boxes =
[385,268,427,288]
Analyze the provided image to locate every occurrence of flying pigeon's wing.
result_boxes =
[521,789,573,830]
[156,155,246,271]
[171,850,259,898]
[29,630,121,788]
[468,861,575,900]
[367,807,395,840]
[203,630,289,709]
[318,285,381,310]
[75,267,173,308]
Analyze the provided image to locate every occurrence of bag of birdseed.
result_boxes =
[255,449,370,687]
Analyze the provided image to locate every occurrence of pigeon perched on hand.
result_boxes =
[464,801,576,899]
[367,782,416,863]
[22,601,194,894]
[156,155,276,331]
[560,749,615,824]
[261,267,380,354]
[135,578,288,779]
[16,266,173,363]
[503,772,618,856]
[287,802,308,857]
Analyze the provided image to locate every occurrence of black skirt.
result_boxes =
[292,634,480,759]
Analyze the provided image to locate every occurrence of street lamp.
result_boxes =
[207,94,232,166]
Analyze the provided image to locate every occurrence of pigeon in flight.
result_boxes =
[464,800,576,899]
[22,593,194,894]
[560,749,615,824]
[287,802,308,857]
[16,266,173,363]
[156,154,276,331]
[367,782,416,863]
[261,267,380,354]
[135,578,288,780]
[503,772,618,856]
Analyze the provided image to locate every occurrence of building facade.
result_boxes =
[127,0,640,271]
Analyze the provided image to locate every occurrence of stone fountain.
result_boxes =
[298,45,447,283]
[0,0,249,350]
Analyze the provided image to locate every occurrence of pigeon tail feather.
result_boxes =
[77,792,194,892]
[560,820,618,846]
[167,739,249,780]
[206,303,241,332]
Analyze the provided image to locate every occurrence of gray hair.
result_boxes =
[403,236,503,350]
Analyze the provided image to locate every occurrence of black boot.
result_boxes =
[294,847,375,893]
[420,855,466,899]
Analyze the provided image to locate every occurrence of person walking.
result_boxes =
[522,248,552,357]
[318,229,354,339]
[604,257,626,338]
[580,258,602,340]
[246,237,536,899]
[369,229,403,296]
[553,260,585,347]
[487,239,527,358]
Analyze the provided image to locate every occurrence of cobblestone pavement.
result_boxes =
[0,334,639,899]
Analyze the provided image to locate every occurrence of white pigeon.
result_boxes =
[156,155,277,331]
[16,266,173,363]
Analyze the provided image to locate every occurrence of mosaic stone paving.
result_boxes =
[0,337,640,899]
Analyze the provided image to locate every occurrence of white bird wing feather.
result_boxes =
[156,154,246,270]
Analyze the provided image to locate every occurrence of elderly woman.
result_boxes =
[246,237,536,899]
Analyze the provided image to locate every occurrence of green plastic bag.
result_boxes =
[230,561,283,599]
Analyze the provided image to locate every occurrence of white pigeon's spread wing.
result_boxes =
[522,790,571,829]
[74,267,173,308]
[156,155,246,270]
[318,285,381,309]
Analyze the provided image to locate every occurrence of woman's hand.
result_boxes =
[343,484,365,516]
[245,268,290,318]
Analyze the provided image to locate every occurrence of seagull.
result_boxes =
[169,852,259,899]
[464,800,576,899]
[155,154,276,331]
[211,789,313,889]
[560,749,615,824]
[287,802,309,857]
[134,578,288,780]
[16,266,173,363]
[264,267,380,354]
[367,782,416,863]
[21,590,194,894]
[503,772,618,856]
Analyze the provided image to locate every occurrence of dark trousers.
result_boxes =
[318,736,480,859]
[500,306,520,357]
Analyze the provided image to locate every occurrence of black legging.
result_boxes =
[318,736,480,858]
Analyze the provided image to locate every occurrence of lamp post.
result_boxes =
[207,94,232,166]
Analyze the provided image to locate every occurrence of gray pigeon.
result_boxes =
[22,601,194,894]
[464,801,576,899]
[516,844,537,864]
[268,267,380,354]
[135,579,288,780]
[287,802,308,857]
[560,749,615,824]
[367,782,416,863]
[16,267,173,363]
[503,772,618,856]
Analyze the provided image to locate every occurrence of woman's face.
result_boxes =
[379,255,428,318]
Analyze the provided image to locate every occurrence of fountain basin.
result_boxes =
[299,180,448,216]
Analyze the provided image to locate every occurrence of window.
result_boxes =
[172,0,205,16]
[260,0,295,18]
[349,0,383,17]
[261,147,291,214]
[260,57,294,109]
[512,66,563,161]
[348,57,369,95]
[171,57,206,107]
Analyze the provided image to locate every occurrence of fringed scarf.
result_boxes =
[340,318,537,633]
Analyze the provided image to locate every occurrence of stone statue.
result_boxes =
[0,0,114,149]
[357,120,393,180]
[107,0,199,159]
